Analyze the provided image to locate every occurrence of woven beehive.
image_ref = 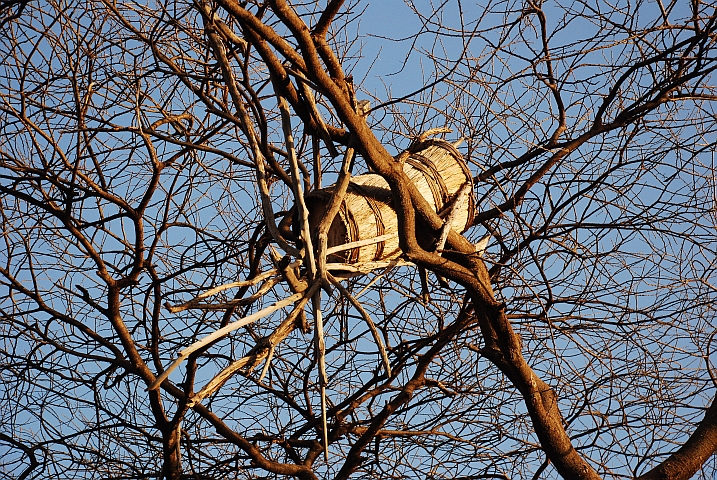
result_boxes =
[304,140,474,264]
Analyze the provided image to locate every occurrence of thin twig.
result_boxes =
[328,273,391,377]
[353,261,403,300]
[205,24,299,256]
[297,72,339,158]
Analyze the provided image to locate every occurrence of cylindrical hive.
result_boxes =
[304,140,474,264]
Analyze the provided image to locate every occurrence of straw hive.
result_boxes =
[304,140,474,264]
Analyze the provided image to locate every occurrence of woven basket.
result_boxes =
[305,140,474,264]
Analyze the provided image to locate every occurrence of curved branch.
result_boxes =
[637,396,717,480]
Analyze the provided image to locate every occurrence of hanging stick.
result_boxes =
[164,268,280,313]
[166,276,282,312]
[312,291,329,461]
[147,292,303,391]
[316,146,354,290]
[186,281,321,408]
[277,94,329,460]
[277,95,315,268]
[257,343,275,383]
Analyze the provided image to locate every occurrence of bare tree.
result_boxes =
[2,1,717,479]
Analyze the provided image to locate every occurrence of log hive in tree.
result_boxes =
[304,139,475,264]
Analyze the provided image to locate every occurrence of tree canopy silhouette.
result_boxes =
[2,1,717,479]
